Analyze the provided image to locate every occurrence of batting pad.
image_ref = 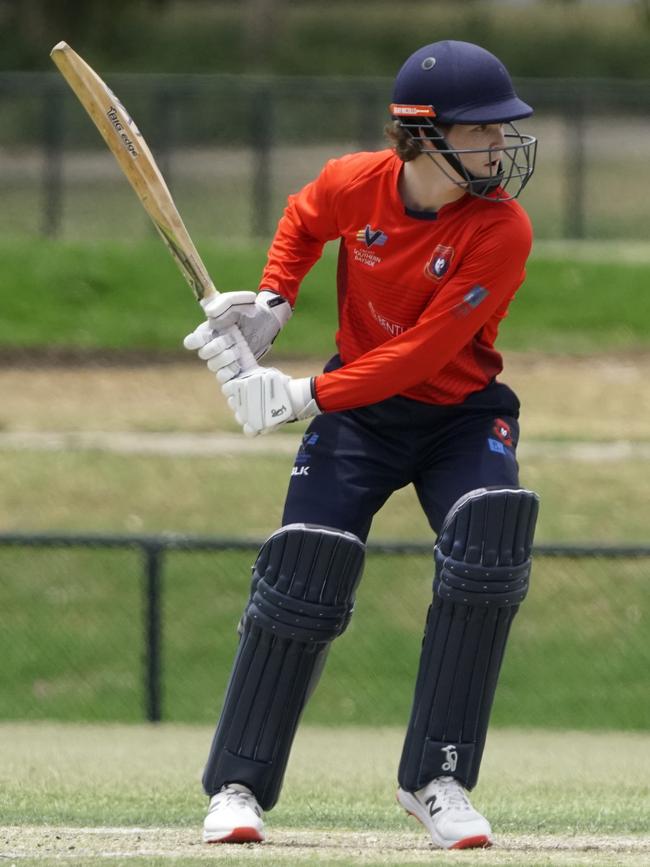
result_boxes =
[399,487,539,792]
[202,523,365,809]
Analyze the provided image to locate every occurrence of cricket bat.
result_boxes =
[49,41,258,371]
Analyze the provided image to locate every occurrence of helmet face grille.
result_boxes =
[396,117,537,201]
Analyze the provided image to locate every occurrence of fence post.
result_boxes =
[251,85,273,238]
[143,542,164,722]
[358,84,383,152]
[42,80,64,238]
[565,95,586,239]
[153,81,175,191]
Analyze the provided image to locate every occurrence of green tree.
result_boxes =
[0,0,167,69]
[636,0,650,26]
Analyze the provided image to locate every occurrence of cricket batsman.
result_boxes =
[184,39,540,849]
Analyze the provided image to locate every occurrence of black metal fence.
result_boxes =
[1,532,648,730]
[1,72,650,241]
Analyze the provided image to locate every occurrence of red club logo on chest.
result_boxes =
[425,244,455,281]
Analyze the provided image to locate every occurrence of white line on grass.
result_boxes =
[0,431,649,461]
[0,431,299,456]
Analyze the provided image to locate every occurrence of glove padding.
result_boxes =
[222,368,321,437]
[207,289,291,355]
[183,289,291,383]
[183,324,251,383]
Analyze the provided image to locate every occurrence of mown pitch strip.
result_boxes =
[3,826,650,865]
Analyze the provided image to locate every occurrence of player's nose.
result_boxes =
[489,124,507,149]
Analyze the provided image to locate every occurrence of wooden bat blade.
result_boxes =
[50,41,216,302]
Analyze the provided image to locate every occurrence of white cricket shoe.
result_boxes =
[397,776,492,850]
[203,783,265,843]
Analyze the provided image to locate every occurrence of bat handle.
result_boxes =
[224,324,262,376]
[201,289,261,375]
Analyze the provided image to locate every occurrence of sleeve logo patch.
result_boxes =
[425,244,455,280]
[464,285,489,308]
[453,285,490,318]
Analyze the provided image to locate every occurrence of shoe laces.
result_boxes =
[217,784,261,816]
[435,776,474,813]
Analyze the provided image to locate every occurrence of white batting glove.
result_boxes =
[183,290,291,383]
[221,368,321,437]
[202,289,291,361]
[183,323,251,384]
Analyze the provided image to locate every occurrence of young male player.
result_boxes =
[184,40,540,850]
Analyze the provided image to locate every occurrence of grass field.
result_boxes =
[3,353,650,440]
[0,445,649,542]
[1,352,649,543]
[1,723,649,866]
[0,335,648,731]
[1,239,650,355]
[1,240,648,862]
[1,543,647,728]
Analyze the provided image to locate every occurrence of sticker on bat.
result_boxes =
[106,106,139,156]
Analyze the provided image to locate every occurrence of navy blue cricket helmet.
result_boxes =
[390,40,537,200]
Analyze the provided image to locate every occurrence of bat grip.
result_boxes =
[223,324,262,376]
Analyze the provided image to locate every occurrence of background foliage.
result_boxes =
[2,0,650,77]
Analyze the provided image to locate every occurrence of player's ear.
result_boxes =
[433,121,452,138]
[417,127,434,150]
[417,120,451,149]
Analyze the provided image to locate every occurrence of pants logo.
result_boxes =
[493,417,513,446]
[291,466,310,477]
[441,744,458,773]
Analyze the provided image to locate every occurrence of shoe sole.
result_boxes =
[397,791,492,850]
[204,827,264,844]
[449,834,491,850]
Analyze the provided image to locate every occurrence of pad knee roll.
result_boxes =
[203,524,365,808]
[399,487,539,792]
[245,523,364,641]
[434,486,538,606]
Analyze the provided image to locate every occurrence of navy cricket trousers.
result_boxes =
[283,367,522,542]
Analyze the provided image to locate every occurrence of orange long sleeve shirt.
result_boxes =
[259,149,532,414]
